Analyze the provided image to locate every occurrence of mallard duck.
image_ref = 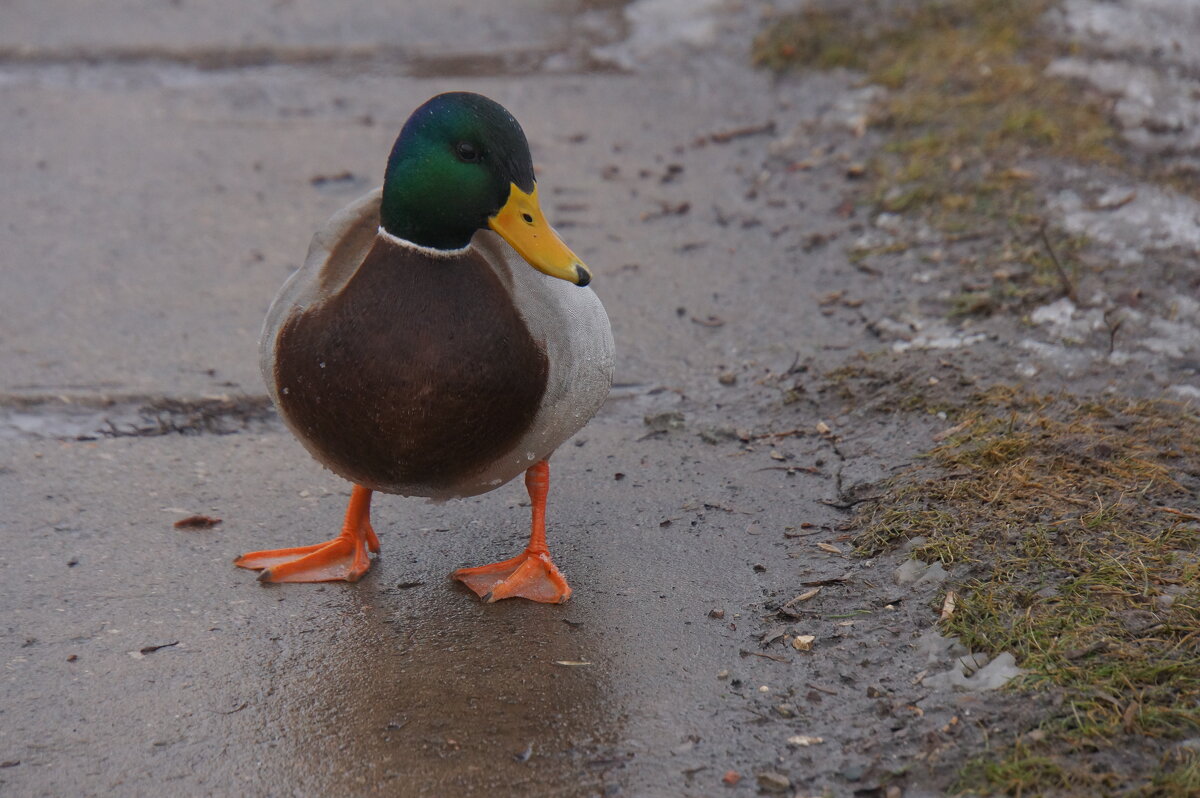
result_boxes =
[234,92,613,603]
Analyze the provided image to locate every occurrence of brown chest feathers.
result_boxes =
[273,238,549,493]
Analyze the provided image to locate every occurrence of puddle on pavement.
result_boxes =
[270,583,626,795]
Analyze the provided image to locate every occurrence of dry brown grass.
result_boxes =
[854,388,1200,794]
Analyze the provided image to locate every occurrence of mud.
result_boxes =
[2,1,1197,796]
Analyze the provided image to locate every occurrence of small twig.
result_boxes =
[709,121,776,144]
[1038,223,1077,302]
[739,649,791,663]
[782,587,822,607]
[750,428,805,441]
[801,575,848,586]
[818,494,880,510]
[933,417,975,442]
[1065,643,1108,657]
[1160,507,1200,523]
[1104,308,1124,355]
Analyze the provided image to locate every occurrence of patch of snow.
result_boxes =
[1169,384,1200,400]
[1030,297,1077,328]
[925,651,1025,692]
[892,325,987,352]
[1052,0,1200,72]
[1143,317,1200,358]
[915,629,968,665]
[894,559,928,586]
[1049,185,1200,258]
[770,84,884,149]
[1106,349,1135,366]
[1029,297,1107,345]
[593,0,723,70]
[1018,339,1094,376]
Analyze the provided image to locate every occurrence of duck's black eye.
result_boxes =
[455,142,479,163]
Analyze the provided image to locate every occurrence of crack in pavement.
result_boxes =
[0,393,276,440]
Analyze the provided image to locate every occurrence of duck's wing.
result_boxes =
[259,187,382,402]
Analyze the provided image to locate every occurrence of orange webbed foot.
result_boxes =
[235,535,373,583]
[452,460,573,604]
[235,485,377,583]
[452,550,572,604]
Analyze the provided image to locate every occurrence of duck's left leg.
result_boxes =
[235,484,380,582]
[452,460,572,604]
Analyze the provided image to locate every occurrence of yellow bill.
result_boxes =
[488,183,592,286]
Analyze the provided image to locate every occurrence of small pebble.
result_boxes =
[756,772,791,793]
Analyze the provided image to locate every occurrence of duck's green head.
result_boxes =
[380,92,590,286]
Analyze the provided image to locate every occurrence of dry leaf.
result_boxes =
[786,734,824,746]
[1095,190,1137,210]
[789,587,821,604]
[940,590,957,621]
[1123,701,1140,732]
[792,635,816,651]
[816,542,842,555]
[174,515,222,529]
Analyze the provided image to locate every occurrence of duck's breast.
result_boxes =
[456,231,615,494]
[271,235,550,496]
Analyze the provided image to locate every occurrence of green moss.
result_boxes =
[752,7,870,72]
[956,748,1076,795]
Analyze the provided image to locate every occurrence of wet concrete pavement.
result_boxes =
[5,1,1198,796]
[1,3,867,795]
[8,405,933,796]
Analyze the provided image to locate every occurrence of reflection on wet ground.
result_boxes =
[273,578,624,796]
